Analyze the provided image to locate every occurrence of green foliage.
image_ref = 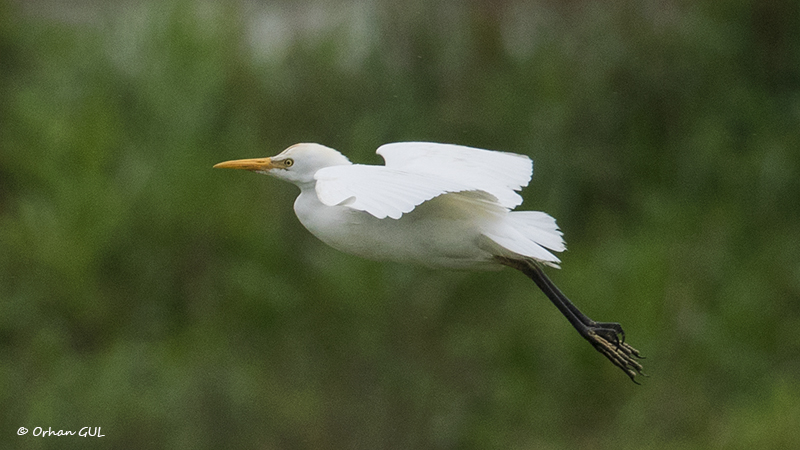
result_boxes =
[1,0,799,448]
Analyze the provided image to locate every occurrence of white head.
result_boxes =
[214,143,351,188]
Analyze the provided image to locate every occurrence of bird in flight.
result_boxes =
[215,142,644,382]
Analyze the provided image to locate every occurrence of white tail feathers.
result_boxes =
[508,211,566,253]
[482,211,566,268]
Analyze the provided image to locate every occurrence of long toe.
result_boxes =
[586,329,645,382]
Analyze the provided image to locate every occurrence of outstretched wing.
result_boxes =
[314,165,477,219]
[314,142,532,219]
[377,142,532,209]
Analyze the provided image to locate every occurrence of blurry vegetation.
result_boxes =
[1,0,800,448]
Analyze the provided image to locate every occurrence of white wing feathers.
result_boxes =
[314,142,533,219]
[314,165,476,219]
[377,142,532,209]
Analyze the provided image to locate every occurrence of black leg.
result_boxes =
[497,257,645,383]
[533,263,628,345]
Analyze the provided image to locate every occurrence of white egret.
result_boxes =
[215,142,644,381]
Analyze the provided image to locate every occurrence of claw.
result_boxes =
[586,329,645,382]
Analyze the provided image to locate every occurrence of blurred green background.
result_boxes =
[2,0,799,448]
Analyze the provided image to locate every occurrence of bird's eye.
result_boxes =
[284,158,294,167]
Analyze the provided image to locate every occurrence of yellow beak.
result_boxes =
[213,157,275,171]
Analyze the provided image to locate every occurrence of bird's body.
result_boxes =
[294,189,503,269]
[215,142,644,382]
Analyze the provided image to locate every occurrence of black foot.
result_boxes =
[586,321,626,345]
[583,325,645,383]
